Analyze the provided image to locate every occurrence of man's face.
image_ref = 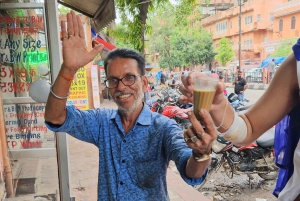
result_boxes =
[238,73,242,79]
[106,58,147,113]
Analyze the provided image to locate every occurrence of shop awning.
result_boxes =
[57,0,116,32]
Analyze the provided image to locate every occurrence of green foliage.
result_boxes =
[144,3,214,69]
[109,23,134,49]
[270,38,297,57]
[58,5,79,14]
[215,37,235,66]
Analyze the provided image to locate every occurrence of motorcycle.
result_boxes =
[195,127,279,190]
[146,90,192,129]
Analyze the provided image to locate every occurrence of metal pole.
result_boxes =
[238,0,242,69]
[45,1,72,200]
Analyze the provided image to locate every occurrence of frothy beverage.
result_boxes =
[193,90,216,120]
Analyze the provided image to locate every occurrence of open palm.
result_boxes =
[61,11,103,71]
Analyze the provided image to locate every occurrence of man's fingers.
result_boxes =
[77,15,85,38]
[67,12,74,36]
[61,20,67,39]
[72,11,79,36]
[187,111,205,136]
[197,109,217,140]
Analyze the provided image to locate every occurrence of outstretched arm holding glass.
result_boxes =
[179,41,300,200]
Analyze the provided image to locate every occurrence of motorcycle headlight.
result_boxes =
[212,139,227,153]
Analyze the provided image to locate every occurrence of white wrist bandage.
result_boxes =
[218,112,247,144]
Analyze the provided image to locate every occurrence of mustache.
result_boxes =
[113,90,133,98]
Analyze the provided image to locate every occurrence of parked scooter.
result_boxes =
[228,93,252,112]
[194,127,278,190]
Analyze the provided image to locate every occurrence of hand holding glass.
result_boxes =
[193,76,219,120]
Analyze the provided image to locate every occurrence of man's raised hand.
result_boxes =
[61,11,104,73]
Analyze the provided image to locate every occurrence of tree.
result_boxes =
[115,0,197,53]
[270,38,297,57]
[144,3,214,69]
[108,23,134,49]
[215,37,235,66]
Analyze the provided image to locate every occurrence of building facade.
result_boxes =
[201,0,299,71]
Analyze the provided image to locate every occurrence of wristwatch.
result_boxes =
[192,150,212,162]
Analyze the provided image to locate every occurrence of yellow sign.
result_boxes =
[67,67,89,110]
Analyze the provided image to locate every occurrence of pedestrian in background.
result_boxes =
[156,71,162,84]
[232,71,248,100]
[268,58,276,81]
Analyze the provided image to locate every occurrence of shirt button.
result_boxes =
[122,160,125,163]
[120,181,124,185]
[123,139,126,143]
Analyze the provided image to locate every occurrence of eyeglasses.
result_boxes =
[104,75,142,89]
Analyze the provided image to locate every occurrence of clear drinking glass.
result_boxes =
[193,76,219,120]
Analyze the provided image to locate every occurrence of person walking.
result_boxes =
[268,58,276,81]
[45,11,215,201]
[232,71,248,100]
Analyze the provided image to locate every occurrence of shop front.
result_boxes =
[0,1,115,200]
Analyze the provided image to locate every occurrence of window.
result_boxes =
[279,19,283,32]
[270,13,274,21]
[264,36,267,42]
[244,39,253,49]
[230,21,232,29]
[244,40,253,45]
[216,21,227,34]
[245,16,252,25]
[257,14,261,22]
[291,16,296,29]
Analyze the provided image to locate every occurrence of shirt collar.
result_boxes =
[109,103,151,126]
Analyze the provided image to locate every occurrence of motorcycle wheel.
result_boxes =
[258,164,279,180]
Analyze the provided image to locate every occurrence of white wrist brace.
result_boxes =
[218,112,247,144]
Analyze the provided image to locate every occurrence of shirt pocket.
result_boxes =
[129,157,162,189]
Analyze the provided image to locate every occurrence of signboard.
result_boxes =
[67,67,89,110]
[0,13,54,150]
[91,65,100,108]
[3,103,54,149]
[265,46,275,52]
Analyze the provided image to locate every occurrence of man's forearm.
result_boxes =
[44,66,77,125]
[185,155,210,178]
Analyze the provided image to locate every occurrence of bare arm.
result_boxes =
[213,54,299,145]
[179,53,299,145]
[44,11,103,125]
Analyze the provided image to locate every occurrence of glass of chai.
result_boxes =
[193,76,219,121]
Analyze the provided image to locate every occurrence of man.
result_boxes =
[232,71,248,100]
[210,70,219,79]
[268,58,276,81]
[160,71,167,85]
[169,74,177,89]
[156,71,161,84]
[44,11,216,200]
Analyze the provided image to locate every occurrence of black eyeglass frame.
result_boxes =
[104,75,143,89]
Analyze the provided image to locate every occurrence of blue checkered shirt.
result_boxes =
[45,104,207,201]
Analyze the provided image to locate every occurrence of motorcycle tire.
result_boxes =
[258,164,279,180]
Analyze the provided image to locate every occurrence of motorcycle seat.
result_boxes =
[256,128,275,147]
